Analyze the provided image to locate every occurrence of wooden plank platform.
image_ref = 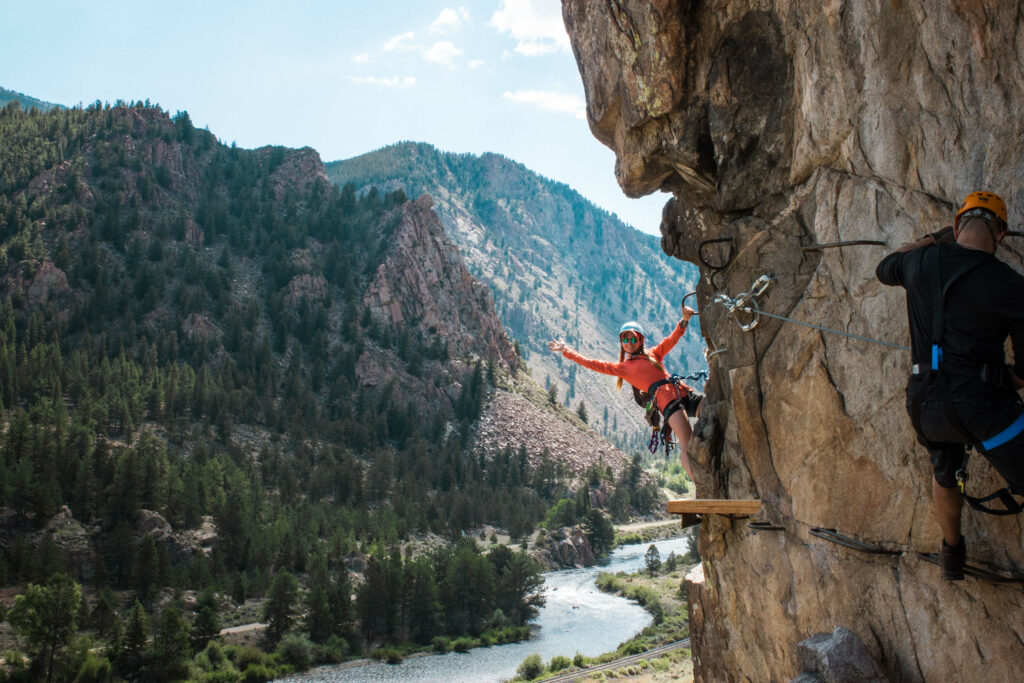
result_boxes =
[667,499,762,516]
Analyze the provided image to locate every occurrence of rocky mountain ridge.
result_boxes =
[363,193,517,371]
[0,98,643,591]
[563,1,1024,681]
[327,143,703,453]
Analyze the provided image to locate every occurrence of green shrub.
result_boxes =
[230,645,271,672]
[369,647,404,663]
[199,670,242,683]
[240,663,276,683]
[312,634,349,664]
[204,641,227,667]
[548,654,571,672]
[276,633,313,670]
[651,656,671,671]
[432,636,451,652]
[72,652,113,683]
[516,653,544,680]
[573,652,586,668]
[451,637,474,653]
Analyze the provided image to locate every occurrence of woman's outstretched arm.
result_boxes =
[548,340,623,377]
[649,306,696,361]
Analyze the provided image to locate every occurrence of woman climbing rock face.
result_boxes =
[548,303,702,479]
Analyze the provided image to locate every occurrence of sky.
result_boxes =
[0,0,668,235]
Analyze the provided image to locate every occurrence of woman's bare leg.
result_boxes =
[668,410,693,480]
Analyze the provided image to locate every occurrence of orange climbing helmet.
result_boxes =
[955,191,1007,228]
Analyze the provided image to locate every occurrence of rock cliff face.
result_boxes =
[563,1,1024,680]
[364,193,518,371]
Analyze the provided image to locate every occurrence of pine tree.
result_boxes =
[262,570,299,644]
[152,606,190,681]
[645,544,661,577]
[122,599,149,670]
[7,573,81,683]
[190,588,221,651]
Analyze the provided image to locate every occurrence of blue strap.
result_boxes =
[982,412,1024,451]
[931,344,943,371]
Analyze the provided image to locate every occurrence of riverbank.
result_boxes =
[283,537,691,682]
[509,542,696,682]
[614,518,684,546]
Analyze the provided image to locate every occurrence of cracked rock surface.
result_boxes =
[563,1,1024,680]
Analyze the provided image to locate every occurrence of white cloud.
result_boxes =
[382,31,416,52]
[353,52,372,64]
[424,41,463,66]
[490,0,570,56]
[513,40,557,57]
[349,75,417,88]
[431,6,470,33]
[468,59,485,69]
[502,89,585,119]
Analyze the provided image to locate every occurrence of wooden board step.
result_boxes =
[666,499,762,529]
[667,499,763,516]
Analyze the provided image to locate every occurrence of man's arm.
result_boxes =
[876,235,935,286]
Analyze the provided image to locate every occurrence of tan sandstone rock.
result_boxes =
[563,1,1024,680]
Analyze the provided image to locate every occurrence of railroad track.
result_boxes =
[540,638,691,683]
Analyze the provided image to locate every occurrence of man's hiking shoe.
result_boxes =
[941,538,966,581]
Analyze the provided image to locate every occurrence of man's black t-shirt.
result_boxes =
[876,243,1024,398]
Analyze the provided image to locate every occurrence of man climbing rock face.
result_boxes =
[876,191,1024,581]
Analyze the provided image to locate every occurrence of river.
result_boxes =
[283,535,691,683]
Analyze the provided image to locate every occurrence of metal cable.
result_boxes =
[737,304,910,351]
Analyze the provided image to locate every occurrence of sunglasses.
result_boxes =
[621,335,640,344]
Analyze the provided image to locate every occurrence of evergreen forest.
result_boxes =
[0,100,661,681]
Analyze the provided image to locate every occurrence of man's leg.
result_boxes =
[932,476,963,545]
[928,443,966,580]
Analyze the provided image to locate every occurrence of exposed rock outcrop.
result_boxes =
[364,193,518,371]
[794,627,889,683]
[564,1,1024,680]
[475,388,633,478]
[539,525,597,569]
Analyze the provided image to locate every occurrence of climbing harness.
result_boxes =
[713,274,910,350]
[809,528,901,556]
[955,458,1024,516]
[906,247,1024,516]
[643,372,705,455]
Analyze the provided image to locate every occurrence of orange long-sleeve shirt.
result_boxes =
[562,321,692,411]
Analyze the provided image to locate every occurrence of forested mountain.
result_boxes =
[327,143,703,452]
[0,86,63,113]
[0,99,661,679]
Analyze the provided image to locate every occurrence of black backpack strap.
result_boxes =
[963,487,1024,516]
[909,248,989,448]
[929,247,989,370]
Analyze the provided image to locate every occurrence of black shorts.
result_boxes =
[908,398,1024,491]
[663,391,704,423]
